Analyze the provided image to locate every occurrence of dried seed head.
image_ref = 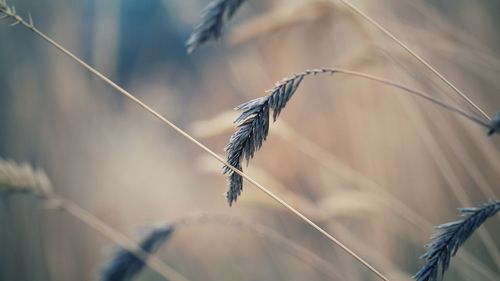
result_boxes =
[0,158,53,197]
[101,224,175,281]
[223,72,308,205]
[487,112,500,136]
[186,0,247,53]
[414,200,500,281]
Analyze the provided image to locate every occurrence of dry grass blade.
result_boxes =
[401,0,500,69]
[336,0,491,121]
[378,48,500,267]
[192,113,500,281]
[186,0,247,53]
[0,6,389,281]
[224,68,491,205]
[101,225,175,281]
[414,201,500,281]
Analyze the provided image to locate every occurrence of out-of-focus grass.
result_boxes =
[0,0,499,280]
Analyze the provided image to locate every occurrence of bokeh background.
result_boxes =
[0,0,499,280]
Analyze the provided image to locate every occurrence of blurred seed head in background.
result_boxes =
[0,0,499,281]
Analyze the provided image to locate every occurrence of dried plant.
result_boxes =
[0,158,53,197]
[336,0,491,121]
[414,200,500,281]
[186,0,247,53]
[487,112,500,136]
[224,68,493,205]
[224,71,318,205]
[0,158,188,281]
[101,225,175,281]
[0,6,393,281]
[192,111,500,280]
[3,1,499,281]
[103,214,344,280]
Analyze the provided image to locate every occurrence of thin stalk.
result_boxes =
[192,115,500,281]
[0,6,389,281]
[336,0,491,121]
[329,69,489,128]
[257,68,488,130]
[52,196,191,281]
[173,213,344,280]
[376,49,500,266]
[0,158,189,281]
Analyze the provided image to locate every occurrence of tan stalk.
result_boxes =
[0,5,389,281]
[53,196,191,281]
[0,158,190,281]
[337,0,491,121]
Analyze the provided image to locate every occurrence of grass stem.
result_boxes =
[0,5,389,281]
[337,0,491,121]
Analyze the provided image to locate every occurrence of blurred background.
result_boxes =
[0,0,499,280]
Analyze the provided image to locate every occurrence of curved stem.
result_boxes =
[299,68,489,129]
[0,6,389,281]
[337,0,491,121]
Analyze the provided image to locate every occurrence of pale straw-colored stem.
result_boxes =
[0,157,190,281]
[0,6,389,281]
[53,196,191,281]
[299,68,489,129]
[337,0,491,121]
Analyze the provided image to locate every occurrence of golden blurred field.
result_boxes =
[0,0,499,280]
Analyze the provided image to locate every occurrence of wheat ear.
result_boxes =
[0,4,389,281]
[224,67,492,205]
[186,0,247,53]
[336,0,491,121]
[101,225,175,281]
[0,158,189,281]
[414,200,500,281]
